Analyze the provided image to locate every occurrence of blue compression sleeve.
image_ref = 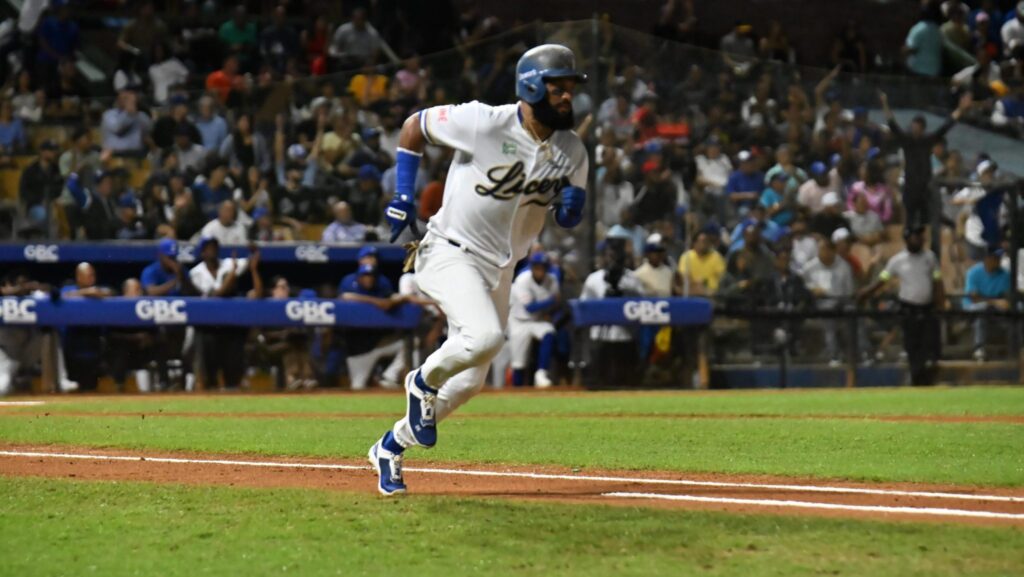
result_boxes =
[395,147,421,203]
[537,333,555,371]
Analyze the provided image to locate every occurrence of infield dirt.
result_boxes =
[2,443,1022,527]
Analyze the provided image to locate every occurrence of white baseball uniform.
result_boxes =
[508,270,559,369]
[391,100,588,448]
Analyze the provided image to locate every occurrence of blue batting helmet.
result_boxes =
[515,44,588,104]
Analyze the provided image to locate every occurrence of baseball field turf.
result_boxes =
[1,386,1022,576]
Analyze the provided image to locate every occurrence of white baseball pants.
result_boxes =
[347,339,405,390]
[392,236,512,448]
[508,320,555,369]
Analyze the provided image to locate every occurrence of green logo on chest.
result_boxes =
[502,141,517,155]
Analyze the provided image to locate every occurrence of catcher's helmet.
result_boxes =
[515,44,588,104]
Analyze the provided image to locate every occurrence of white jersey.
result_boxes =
[509,270,560,323]
[419,101,589,268]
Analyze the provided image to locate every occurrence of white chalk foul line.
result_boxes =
[1,450,1022,505]
[0,401,45,406]
[603,492,1024,521]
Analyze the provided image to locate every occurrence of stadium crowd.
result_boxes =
[0,0,1023,393]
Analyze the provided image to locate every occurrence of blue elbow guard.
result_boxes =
[555,207,583,228]
[395,147,422,203]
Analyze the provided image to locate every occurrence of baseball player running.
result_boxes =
[508,252,561,388]
[368,44,590,495]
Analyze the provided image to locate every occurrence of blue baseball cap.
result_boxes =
[358,164,382,181]
[252,207,270,220]
[196,236,219,255]
[157,238,178,258]
[117,193,137,208]
[528,252,550,266]
[298,288,318,299]
[357,245,378,260]
[810,161,828,176]
[769,172,787,184]
[357,263,377,276]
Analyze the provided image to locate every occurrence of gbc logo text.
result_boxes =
[285,300,335,325]
[295,245,328,263]
[0,299,38,324]
[23,245,59,262]
[135,300,188,324]
[623,300,671,324]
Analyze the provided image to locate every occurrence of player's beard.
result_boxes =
[531,97,574,132]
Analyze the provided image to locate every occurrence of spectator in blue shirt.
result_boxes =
[904,3,944,77]
[724,150,764,222]
[191,161,233,219]
[101,90,152,156]
[760,172,793,226]
[322,201,367,244]
[729,204,784,252]
[338,246,394,295]
[963,248,1011,361]
[0,99,26,154]
[141,238,184,296]
[36,2,79,66]
[195,96,229,152]
[339,263,409,390]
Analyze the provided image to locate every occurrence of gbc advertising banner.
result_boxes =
[0,297,422,329]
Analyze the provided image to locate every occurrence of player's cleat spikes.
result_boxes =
[368,437,406,496]
[405,369,438,447]
[534,369,553,388]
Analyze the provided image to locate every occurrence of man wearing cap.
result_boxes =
[350,164,383,225]
[171,123,207,175]
[859,226,945,385]
[340,263,408,390]
[508,253,561,388]
[200,200,248,245]
[802,238,856,365]
[141,239,184,297]
[337,246,395,296]
[322,200,367,244]
[18,139,63,228]
[115,193,147,240]
[635,234,681,297]
[760,172,794,226]
[797,161,838,215]
[963,248,1011,361]
[724,150,764,223]
[953,159,1003,261]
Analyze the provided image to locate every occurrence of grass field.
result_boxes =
[1,386,1022,576]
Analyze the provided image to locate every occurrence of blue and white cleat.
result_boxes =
[368,437,406,496]
[405,370,438,447]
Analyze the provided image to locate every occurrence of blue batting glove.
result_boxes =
[554,185,586,229]
[385,196,415,243]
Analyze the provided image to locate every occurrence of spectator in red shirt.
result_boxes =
[205,55,244,105]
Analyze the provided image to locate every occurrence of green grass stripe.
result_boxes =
[1,477,1021,577]
[7,386,1024,417]
[1,412,1021,486]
